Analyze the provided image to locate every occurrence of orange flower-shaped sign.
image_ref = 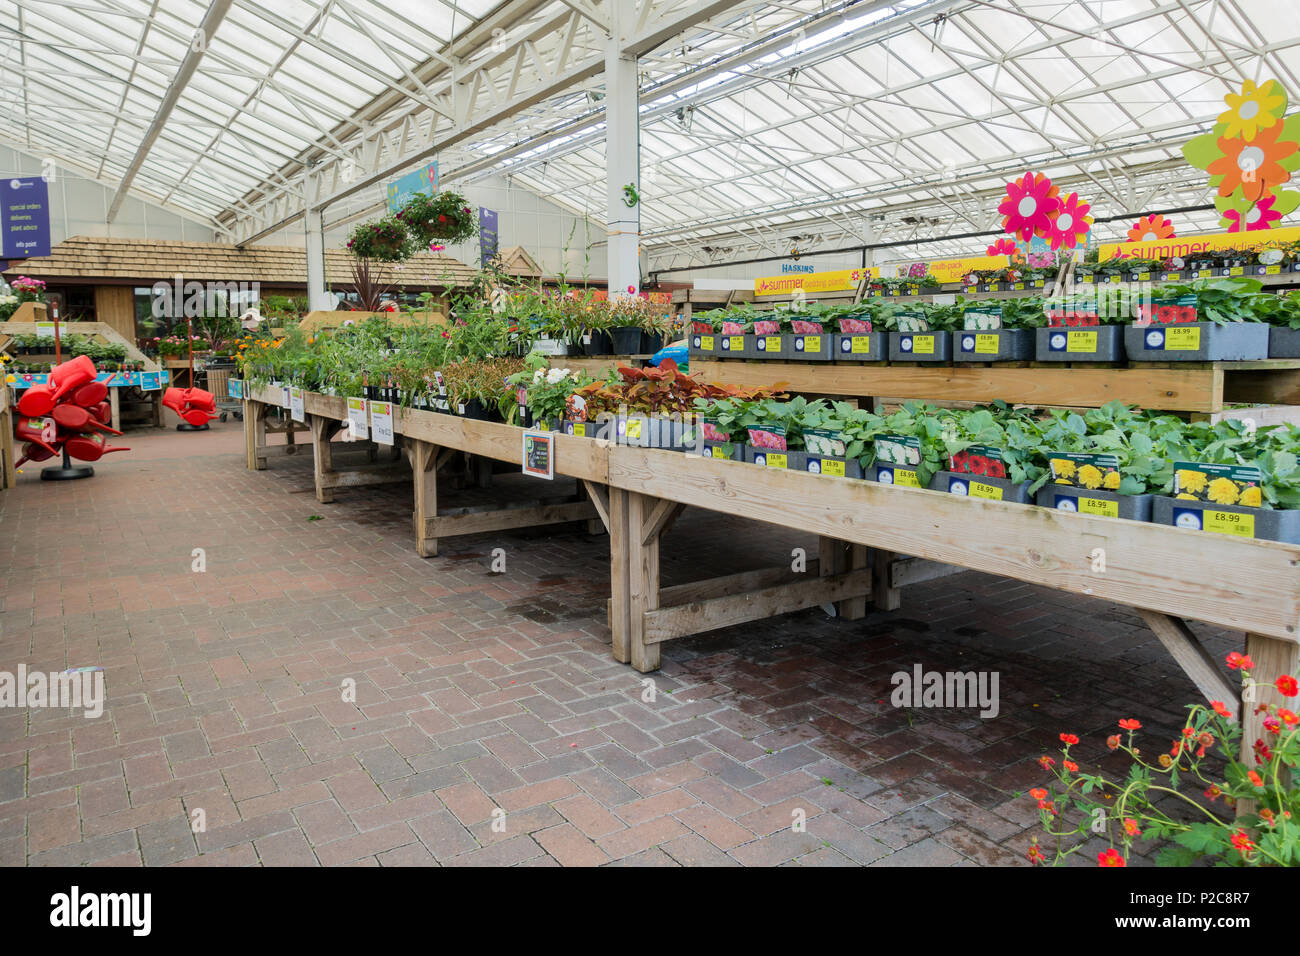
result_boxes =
[1127,213,1176,242]
[1206,121,1298,198]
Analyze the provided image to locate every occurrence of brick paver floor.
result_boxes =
[0,418,1241,866]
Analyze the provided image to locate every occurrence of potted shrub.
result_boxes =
[953,299,1041,362]
[1125,277,1269,362]
[1035,290,1128,362]
[884,306,954,363]
[925,404,1041,503]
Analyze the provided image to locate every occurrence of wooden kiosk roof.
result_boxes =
[2,236,479,288]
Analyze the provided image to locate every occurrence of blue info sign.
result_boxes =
[1,177,51,258]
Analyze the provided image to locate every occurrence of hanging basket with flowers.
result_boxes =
[347,215,413,262]
[397,190,478,246]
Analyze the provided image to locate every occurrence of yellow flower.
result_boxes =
[1102,471,1121,490]
[1176,492,1198,500]
[1207,477,1239,505]
[1177,469,1208,494]
[1077,464,1104,489]
[1239,486,1262,508]
[1219,79,1286,141]
[1050,458,1076,480]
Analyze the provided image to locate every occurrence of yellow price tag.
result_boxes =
[727,336,743,351]
[891,468,921,487]
[911,334,935,354]
[1067,330,1097,352]
[765,453,787,469]
[974,333,999,354]
[764,336,781,353]
[1164,326,1201,351]
[1138,272,1150,280]
[700,335,714,351]
[804,335,822,351]
[1267,265,1282,275]
[1204,509,1254,537]
[1081,275,1094,284]
[820,459,845,477]
[1013,282,1024,290]
[625,419,642,439]
[850,337,871,354]
[1230,267,1244,276]
[572,423,586,437]
[1078,496,1119,518]
[969,480,1004,500]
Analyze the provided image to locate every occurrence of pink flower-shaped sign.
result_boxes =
[999,172,1061,242]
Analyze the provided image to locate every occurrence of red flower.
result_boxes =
[1211,701,1232,718]
[1254,738,1273,763]
[1118,718,1141,731]
[1064,760,1078,773]
[627,285,636,294]
[1037,755,1056,770]
[1230,829,1255,857]
[1204,784,1222,801]
[1264,716,1281,734]
[1276,674,1298,697]
[437,214,447,222]
[1060,733,1079,746]
[1106,735,1121,751]
[1097,848,1126,867]
[1279,708,1298,727]
[1029,787,1048,800]
[1123,818,1141,837]
[1026,842,1047,865]
[1248,770,1264,787]
[1226,652,1255,670]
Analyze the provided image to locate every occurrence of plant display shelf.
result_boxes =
[691,358,1300,415]
[1,322,168,429]
[243,386,1299,802]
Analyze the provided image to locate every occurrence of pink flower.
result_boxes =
[999,171,1061,242]
[1224,195,1284,233]
[1044,191,1092,251]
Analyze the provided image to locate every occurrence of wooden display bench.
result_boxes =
[244,387,600,558]
[693,358,1300,415]
[240,386,1300,795]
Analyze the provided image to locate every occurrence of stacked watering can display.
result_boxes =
[13,355,130,479]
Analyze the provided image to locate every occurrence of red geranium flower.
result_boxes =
[1123,818,1141,837]
[1064,760,1078,773]
[1097,848,1126,867]
[1230,829,1255,857]
[1029,787,1048,800]
[1118,718,1141,731]
[1037,755,1056,770]
[1211,701,1232,718]
[1026,842,1047,865]
[1279,709,1298,727]
[1276,674,1298,697]
[1226,652,1255,670]
[1248,770,1264,787]
[1264,715,1281,734]
[1106,734,1121,750]
[1060,733,1079,746]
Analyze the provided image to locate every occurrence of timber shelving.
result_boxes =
[692,358,1300,415]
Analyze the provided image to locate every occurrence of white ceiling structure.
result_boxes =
[0,0,1296,273]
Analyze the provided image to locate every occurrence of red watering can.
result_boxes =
[14,441,56,469]
[16,383,56,417]
[15,416,59,456]
[47,356,96,401]
[72,380,108,407]
[52,403,121,434]
[91,401,112,425]
[64,431,129,462]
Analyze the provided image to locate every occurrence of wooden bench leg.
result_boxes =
[411,439,439,558]
[820,537,868,620]
[627,491,662,673]
[309,414,338,503]
[871,548,901,611]
[609,488,633,664]
[1238,633,1300,819]
[246,400,268,470]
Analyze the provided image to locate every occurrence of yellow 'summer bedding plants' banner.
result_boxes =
[754,267,878,296]
[1098,226,1300,262]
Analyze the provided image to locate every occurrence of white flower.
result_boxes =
[533,369,545,383]
[546,368,565,384]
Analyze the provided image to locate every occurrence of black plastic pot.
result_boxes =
[641,331,666,354]
[459,398,493,421]
[610,326,642,355]
[582,329,613,356]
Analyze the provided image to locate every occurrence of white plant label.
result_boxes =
[369,400,394,445]
[289,387,305,423]
[346,397,369,441]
